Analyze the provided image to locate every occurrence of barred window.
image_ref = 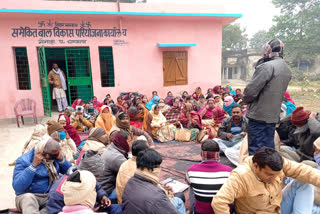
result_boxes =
[14,47,31,90]
[99,47,115,87]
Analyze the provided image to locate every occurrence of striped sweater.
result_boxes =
[186,160,232,214]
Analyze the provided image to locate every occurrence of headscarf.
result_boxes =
[223,96,237,116]
[285,91,295,104]
[62,170,97,208]
[35,136,60,185]
[212,106,227,123]
[112,132,130,154]
[150,105,167,127]
[226,85,236,96]
[95,105,115,136]
[263,39,284,59]
[213,86,221,95]
[91,97,101,109]
[71,99,83,109]
[146,95,160,110]
[23,124,47,154]
[47,120,65,136]
[115,112,133,138]
[53,68,67,90]
[58,114,81,146]
[198,98,215,119]
[87,127,109,145]
[79,150,104,177]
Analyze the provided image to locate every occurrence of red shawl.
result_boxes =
[58,114,82,146]
[71,99,83,109]
[212,106,227,123]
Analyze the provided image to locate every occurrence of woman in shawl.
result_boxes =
[128,104,153,136]
[178,103,202,130]
[150,105,170,139]
[82,127,109,155]
[226,85,236,96]
[195,87,203,99]
[58,114,82,147]
[158,98,171,115]
[165,91,174,105]
[182,91,188,100]
[117,96,125,106]
[199,98,216,120]
[223,96,237,116]
[95,105,116,136]
[109,112,154,147]
[214,94,224,108]
[207,88,213,96]
[165,97,183,124]
[146,95,160,110]
[91,96,101,109]
[122,100,131,113]
[285,91,295,104]
[71,99,84,110]
[141,95,149,106]
[213,85,221,95]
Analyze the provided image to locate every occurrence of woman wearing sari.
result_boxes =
[58,114,82,147]
[128,104,153,136]
[150,105,170,139]
[95,105,116,136]
[213,85,222,95]
[158,98,171,115]
[71,99,84,110]
[146,95,160,110]
[223,96,237,116]
[165,91,174,105]
[91,96,101,109]
[198,99,225,140]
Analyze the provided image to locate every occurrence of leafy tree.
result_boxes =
[222,23,248,50]
[249,30,270,50]
[268,0,320,67]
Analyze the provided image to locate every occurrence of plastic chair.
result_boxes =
[14,98,38,128]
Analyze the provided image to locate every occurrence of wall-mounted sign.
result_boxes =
[11,20,128,38]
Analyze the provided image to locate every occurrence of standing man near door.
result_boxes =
[48,63,68,113]
[242,39,292,155]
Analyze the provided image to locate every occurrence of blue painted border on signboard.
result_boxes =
[157,43,196,47]
[0,9,242,17]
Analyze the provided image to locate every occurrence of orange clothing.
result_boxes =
[95,105,116,136]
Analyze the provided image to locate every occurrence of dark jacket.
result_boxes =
[276,115,298,148]
[296,115,320,161]
[218,116,248,140]
[12,148,71,196]
[122,174,180,214]
[243,57,292,123]
[97,143,127,194]
[47,175,107,214]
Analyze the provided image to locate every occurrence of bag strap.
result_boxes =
[178,121,184,130]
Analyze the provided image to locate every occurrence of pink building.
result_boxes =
[0,0,241,118]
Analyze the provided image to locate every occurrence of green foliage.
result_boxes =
[222,23,248,50]
[249,30,270,50]
[268,0,320,65]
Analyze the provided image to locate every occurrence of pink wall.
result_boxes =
[0,6,239,118]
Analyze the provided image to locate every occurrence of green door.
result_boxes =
[38,46,52,117]
[64,48,93,105]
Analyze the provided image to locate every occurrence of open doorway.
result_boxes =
[38,47,93,116]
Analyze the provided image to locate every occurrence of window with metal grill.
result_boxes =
[14,47,31,90]
[99,47,115,87]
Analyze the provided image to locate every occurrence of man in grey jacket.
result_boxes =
[243,39,292,155]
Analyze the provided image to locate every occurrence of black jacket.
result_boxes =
[276,115,298,148]
[218,116,249,140]
[122,174,180,214]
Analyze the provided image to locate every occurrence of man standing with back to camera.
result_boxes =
[242,39,292,155]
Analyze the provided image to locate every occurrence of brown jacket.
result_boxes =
[212,157,320,214]
[70,113,93,132]
[48,70,66,88]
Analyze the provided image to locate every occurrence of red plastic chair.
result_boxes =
[14,99,38,128]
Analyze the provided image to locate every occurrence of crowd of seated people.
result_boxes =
[11,85,320,214]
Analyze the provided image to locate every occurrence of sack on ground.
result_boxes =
[156,126,175,143]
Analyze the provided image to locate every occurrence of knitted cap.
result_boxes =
[291,107,310,127]
[47,120,64,136]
